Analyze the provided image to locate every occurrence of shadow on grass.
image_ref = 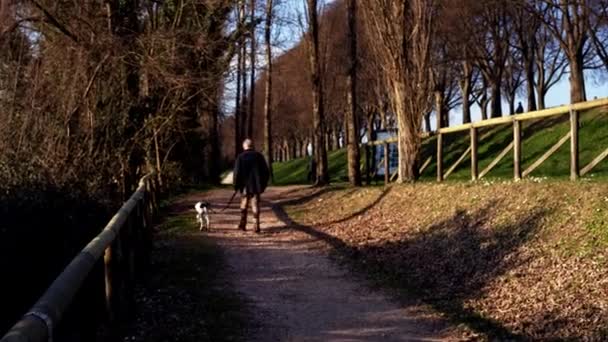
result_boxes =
[272,185,351,207]
[318,187,392,226]
[270,198,550,340]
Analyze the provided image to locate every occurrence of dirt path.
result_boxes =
[192,187,451,342]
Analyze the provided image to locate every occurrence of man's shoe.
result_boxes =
[238,225,246,231]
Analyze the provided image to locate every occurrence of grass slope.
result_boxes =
[273,149,349,185]
[273,107,608,184]
[282,182,608,340]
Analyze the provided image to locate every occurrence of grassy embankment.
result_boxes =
[273,106,608,184]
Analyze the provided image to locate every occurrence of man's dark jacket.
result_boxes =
[233,149,270,194]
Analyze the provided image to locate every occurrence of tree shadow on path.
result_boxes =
[270,198,550,340]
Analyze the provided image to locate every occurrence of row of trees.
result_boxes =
[0,0,255,196]
[1,1,606,187]
[228,0,607,183]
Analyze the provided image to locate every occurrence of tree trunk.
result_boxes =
[490,81,502,118]
[346,0,361,186]
[568,51,586,103]
[108,0,146,194]
[200,92,221,184]
[480,97,488,120]
[462,95,471,124]
[235,2,243,158]
[307,0,328,185]
[508,95,515,115]
[263,0,273,181]
[296,139,302,158]
[291,138,297,159]
[235,51,242,157]
[524,57,537,112]
[434,91,444,129]
[209,100,221,184]
[344,0,361,186]
[240,28,248,140]
[394,80,419,182]
[240,0,248,140]
[333,124,343,149]
[535,61,546,110]
[460,61,472,124]
[343,119,349,146]
[247,0,256,138]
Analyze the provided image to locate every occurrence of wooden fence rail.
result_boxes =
[364,97,608,184]
[1,173,160,342]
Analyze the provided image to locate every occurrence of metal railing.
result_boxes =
[1,173,160,342]
[363,97,608,183]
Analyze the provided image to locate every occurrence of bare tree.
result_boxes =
[248,0,257,138]
[264,0,274,182]
[240,0,249,141]
[304,0,329,185]
[503,52,524,114]
[345,0,361,186]
[535,23,568,109]
[511,0,541,112]
[538,0,590,103]
[362,0,437,182]
[235,2,244,158]
[475,79,491,120]
[588,0,608,71]
[470,0,511,118]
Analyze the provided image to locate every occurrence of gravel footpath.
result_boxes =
[196,187,452,342]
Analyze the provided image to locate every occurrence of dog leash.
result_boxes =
[218,190,239,213]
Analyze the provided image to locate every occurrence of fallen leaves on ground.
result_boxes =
[285,181,608,340]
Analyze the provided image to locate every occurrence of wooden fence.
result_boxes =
[364,97,608,183]
[1,173,160,342]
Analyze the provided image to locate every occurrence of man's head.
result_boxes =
[242,139,253,151]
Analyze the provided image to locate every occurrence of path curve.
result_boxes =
[194,187,450,341]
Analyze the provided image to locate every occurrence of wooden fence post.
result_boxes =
[437,133,443,182]
[513,120,522,180]
[570,108,579,180]
[470,127,478,180]
[384,142,389,185]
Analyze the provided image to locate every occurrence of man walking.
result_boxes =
[233,139,270,233]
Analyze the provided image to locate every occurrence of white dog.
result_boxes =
[194,201,211,231]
